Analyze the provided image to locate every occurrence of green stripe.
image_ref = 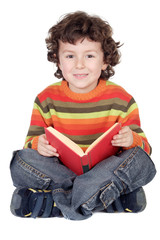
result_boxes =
[78,144,90,149]
[50,81,62,86]
[24,138,32,148]
[25,136,31,142]
[34,102,51,119]
[34,99,138,120]
[128,98,136,108]
[127,103,138,114]
[106,81,118,86]
[138,132,146,138]
[49,109,127,119]
[32,107,132,119]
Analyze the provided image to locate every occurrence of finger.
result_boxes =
[39,134,57,151]
[39,150,53,157]
[112,133,130,144]
[119,126,130,134]
[38,144,59,157]
[46,144,58,154]
[112,138,126,146]
[39,134,49,145]
[113,133,127,140]
[111,140,128,147]
[112,134,133,147]
[40,149,59,157]
[44,147,59,157]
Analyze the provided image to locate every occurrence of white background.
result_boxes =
[0,0,159,239]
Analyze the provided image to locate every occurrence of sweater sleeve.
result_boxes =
[24,96,51,150]
[120,97,152,155]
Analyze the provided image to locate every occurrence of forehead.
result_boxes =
[59,38,102,52]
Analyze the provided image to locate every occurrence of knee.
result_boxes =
[10,149,34,187]
[10,149,51,189]
[10,150,24,187]
[10,149,37,173]
[114,147,156,191]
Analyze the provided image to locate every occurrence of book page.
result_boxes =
[85,123,119,154]
[47,127,84,157]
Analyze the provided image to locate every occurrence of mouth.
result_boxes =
[73,74,88,79]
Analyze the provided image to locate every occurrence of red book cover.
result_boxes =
[45,123,121,175]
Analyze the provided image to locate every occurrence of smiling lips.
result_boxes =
[73,74,88,79]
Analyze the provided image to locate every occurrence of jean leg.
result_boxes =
[10,149,76,190]
[69,147,156,218]
[114,146,156,192]
[10,149,79,219]
[10,147,156,220]
[52,149,127,220]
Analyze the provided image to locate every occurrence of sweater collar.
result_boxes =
[61,79,107,101]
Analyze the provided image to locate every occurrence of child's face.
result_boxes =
[58,38,107,93]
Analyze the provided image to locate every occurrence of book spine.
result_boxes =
[81,155,91,174]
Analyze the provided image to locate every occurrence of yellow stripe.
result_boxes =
[50,81,62,86]
[34,98,136,120]
[43,190,52,193]
[25,212,32,217]
[33,102,51,119]
[28,188,37,193]
[125,208,132,212]
[49,109,127,119]
[127,103,138,114]
[106,80,118,86]
[138,132,146,138]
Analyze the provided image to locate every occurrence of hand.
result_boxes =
[37,134,59,157]
[111,126,133,148]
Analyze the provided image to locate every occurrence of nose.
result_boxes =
[75,57,85,69]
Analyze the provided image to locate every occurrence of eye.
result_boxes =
[87,54,95,58]
[66,55,74,59]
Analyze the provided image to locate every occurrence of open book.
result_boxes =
[45,123,121,175]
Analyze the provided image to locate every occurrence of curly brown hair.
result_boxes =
[45,11,121,80]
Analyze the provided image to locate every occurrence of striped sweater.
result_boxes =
[24,79,151,155]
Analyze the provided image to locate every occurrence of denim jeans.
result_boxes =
[10,147,156,220]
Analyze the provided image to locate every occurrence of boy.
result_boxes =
[10,11,156,220]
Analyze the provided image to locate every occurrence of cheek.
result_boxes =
[59,61,72,75]
[88,59,105,71]
[91,63,104,75]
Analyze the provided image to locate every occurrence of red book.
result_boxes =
[45,123,121,175]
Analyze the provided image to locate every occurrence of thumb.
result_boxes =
[39,134,49,145]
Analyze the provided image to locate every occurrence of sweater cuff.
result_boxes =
[123,131,143,150]
[32,136,39,150]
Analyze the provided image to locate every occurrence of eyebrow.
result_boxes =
[62,50,98,54]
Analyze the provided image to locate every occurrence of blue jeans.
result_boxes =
[10,147,156,220]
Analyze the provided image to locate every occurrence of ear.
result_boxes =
[53,53,61,67]
[57,59,62,70]
[58,62,61,70]
[102,63,108,71]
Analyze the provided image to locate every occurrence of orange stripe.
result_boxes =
[55,127,109,135]
[38,86,66,101]
[45,118,54,126]
[120,109,139,124]
[51,115,119,125]
[32,109,41,115]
